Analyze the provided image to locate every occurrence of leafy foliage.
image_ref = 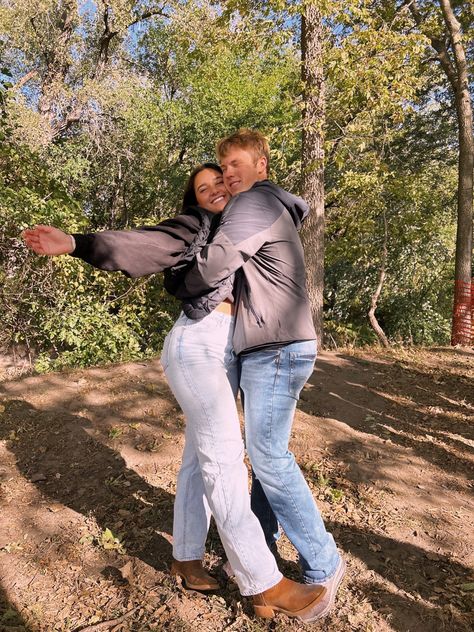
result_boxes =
[0,0,466,368]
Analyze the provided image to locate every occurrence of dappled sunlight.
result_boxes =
[327,522,473,632]
[1,348,473,631]
[0,397,177,564]
[304,351,474,484]
[0,391,183,629]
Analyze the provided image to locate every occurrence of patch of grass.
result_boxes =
[302,462,346,504]
[108,425,124,439]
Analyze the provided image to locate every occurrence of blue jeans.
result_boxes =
[240,340,340,583]
[160,311,282,595]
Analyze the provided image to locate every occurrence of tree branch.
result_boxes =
[50,105,83,139]
[439,0,469,91]
[129,7,170,28]
[13,70,38,90]
[93,5,169,79]
[75,606,139,632]
[403,0,458,90]
[93,7,119,79]
[368,211,390,348]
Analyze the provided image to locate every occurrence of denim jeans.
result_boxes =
[160,311,282,595]
[240,340,340,583]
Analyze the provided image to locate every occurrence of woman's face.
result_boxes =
[194,168,230,214]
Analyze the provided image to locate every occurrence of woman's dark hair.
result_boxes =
[182,162,223,211]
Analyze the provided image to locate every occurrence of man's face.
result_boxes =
[220,146,267,196]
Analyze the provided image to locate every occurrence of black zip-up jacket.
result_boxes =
[70,207,233,314]
[183,180,316,355]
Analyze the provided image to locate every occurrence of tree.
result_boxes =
[0,1,171,143]
[0,0,466,366]
[403,0,473,346]
[0,1,302,368]
[322,0,432,345]
[301,1,326,343]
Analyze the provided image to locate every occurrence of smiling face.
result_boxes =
[194,168,230,213]
[220,146,268,196]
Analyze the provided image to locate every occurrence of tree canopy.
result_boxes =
[0,0,471,369]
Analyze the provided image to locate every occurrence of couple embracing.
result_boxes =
[23,129,345,622]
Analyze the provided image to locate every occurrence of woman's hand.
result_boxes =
[22,225,75,256]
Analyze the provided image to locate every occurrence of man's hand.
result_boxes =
[22,225,74,256]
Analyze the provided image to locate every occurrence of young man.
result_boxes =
[183,129,345,620]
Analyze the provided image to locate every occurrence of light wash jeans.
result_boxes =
[240,340,341,584]
[160,311,282,596]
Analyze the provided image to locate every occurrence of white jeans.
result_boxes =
[160,311,282,596]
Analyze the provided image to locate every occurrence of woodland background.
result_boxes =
[0,0,472,371]
[1,4,473,632]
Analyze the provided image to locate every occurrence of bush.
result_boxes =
[0,132,178,371]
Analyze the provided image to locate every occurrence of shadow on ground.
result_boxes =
[302,352,474,483]
[0,351,473,631]
[332,521,472,632]
[0,398,175,571]
[0,585,32,631]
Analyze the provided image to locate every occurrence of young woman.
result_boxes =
[22,164,326,620]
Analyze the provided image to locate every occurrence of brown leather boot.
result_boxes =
[170,559,220,591]
[253,577,326,619]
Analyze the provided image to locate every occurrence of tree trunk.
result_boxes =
[368,212,390,347]
[438,0,474,346]
[301,4,326,345]
[406,0,473,346]
[37,0,77,129]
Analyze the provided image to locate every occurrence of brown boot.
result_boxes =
[170,559,220,592]
[253,577,326,620]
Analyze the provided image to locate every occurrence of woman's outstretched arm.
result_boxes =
[22,212,204,278]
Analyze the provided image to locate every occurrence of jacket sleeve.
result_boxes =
[186,192,275,295]
[184,193,272,295]
[70,213,203,278]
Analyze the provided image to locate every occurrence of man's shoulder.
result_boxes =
[239,181,309,230]
[241,180,285,200]
[226,181,284,213]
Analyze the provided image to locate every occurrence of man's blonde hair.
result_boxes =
[216,128,270,173]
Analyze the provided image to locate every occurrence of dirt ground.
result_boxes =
[0,346,473,632]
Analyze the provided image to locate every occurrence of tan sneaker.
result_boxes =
[171,559,220,591]
[253,577,326,619]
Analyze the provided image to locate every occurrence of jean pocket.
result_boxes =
[288,352,316,399]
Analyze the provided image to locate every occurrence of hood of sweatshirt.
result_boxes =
[250,180,309,230]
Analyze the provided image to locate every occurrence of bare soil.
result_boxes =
[0,347,473,632]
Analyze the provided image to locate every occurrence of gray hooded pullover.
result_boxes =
[184,180,316,355]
